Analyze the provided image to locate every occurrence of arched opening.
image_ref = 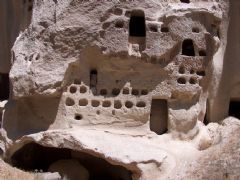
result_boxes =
[114,100,122,109]
[11,143,133,180]
[80,86,87,93]
[100,89,108,96]
[141,89,148,95]
[182,39,195,56]
[112,88,120,96]
[102,100,111,108]
[91,100,100,107]
[125,101,133,109]
[129,9,146,48]
[69,86,77,94]
[123,88,130,94]
[79,99,88,106]
[136,101,146,108]
[65,97,75,106]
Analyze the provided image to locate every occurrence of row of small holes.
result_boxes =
[74,102,146,120]
[114,21,199,35]
[69,86,148,96]
[100,88,148,96]
[66,98,146,109]
[148,25,169,33]
[177,77,198,85]
[179,67,206,76]
[69,86,87,94]
[114,21,169,33]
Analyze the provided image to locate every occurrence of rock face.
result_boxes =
[0,0,240,180]
[3,0,230,139]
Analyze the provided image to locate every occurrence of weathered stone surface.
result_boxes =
[37,172,61,180]
[0,129,12,158]
[3,0,230,141]
[4,117,240,180]
[0,0,240,180]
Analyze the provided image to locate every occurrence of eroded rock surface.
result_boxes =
[0,0,240,180]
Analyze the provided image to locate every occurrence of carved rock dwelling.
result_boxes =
[0,0,240,179]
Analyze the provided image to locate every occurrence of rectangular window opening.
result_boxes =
[0,73,10,101]
[229,100,240,119]
[150,99,168,135]
[128,9,146,48]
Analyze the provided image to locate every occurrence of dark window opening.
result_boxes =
[197,71,206,77]
[177,77,186,84]
[229,101,240,119]
[90,69,97,93]
[150,99,168,135]
[192,27,199,33]
[11,143,132,180]
[182,39,195,56]
[161,27,169,33]
[100,89,107,96]
[115,20,124,28]
[180,0,190,3]
[128,10,146,50]
[28,5,33,12]
[129,10,146,37]
[0,73,10,101]
[74,114,83,120]
[149,24,158,32]
[199,50,207,57]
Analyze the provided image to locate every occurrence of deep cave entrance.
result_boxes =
[11,143,132,180]
[229,101,240,119]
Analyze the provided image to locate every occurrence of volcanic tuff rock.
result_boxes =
[0,0,240,180]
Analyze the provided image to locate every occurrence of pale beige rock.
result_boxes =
[37,172,61,180]
[0,129,12,157]
[3,0,229,141]
[4,117,240,180]
[0,0,239,180]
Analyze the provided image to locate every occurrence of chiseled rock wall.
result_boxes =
[1,0,240,180]
[4,0,229,140]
